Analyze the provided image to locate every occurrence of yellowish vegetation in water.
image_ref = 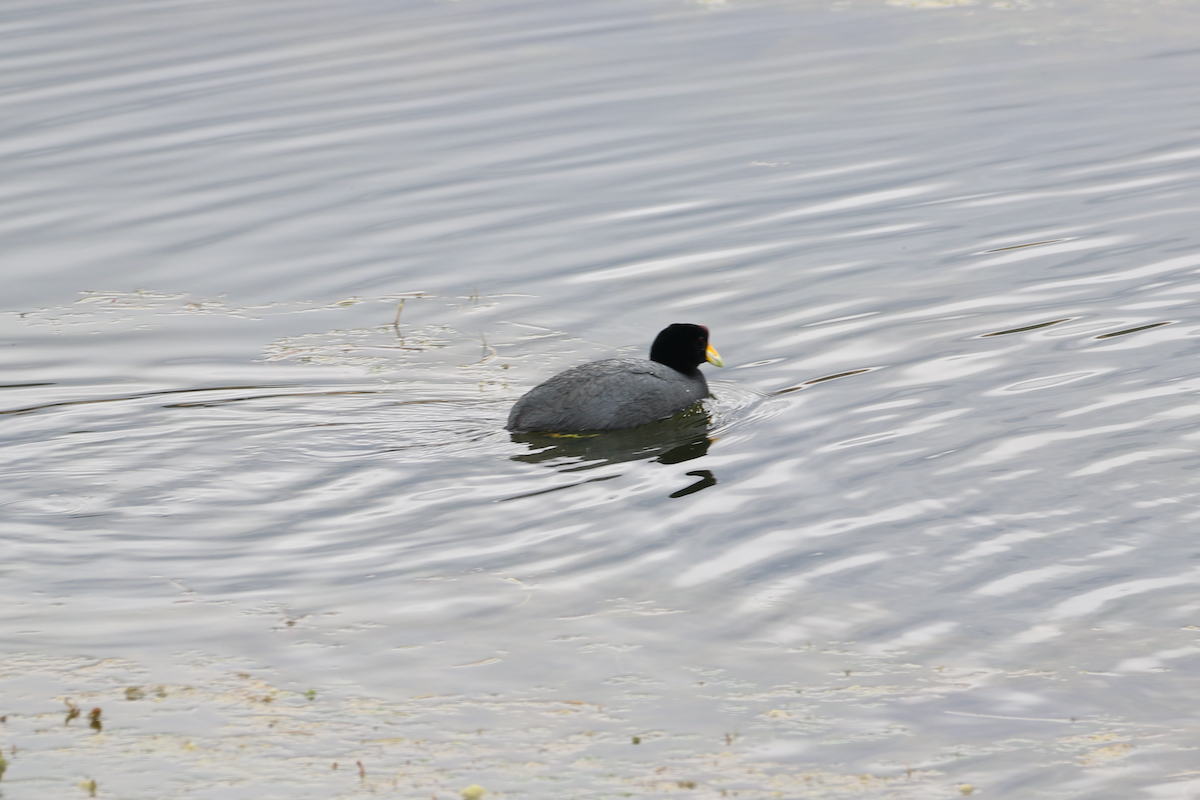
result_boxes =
[0,653,962,799]
[1078,741,1135,767]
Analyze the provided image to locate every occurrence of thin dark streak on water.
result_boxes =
[1094,321,1174,339]
[162,389,380,408]
[982,238,1075,253]
[772,369,878,395]
[980,318,1073,337]
[0,384,302,415]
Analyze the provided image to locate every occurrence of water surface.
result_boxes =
[3,0,1200,797]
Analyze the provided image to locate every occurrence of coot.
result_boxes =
[506,323,723,433]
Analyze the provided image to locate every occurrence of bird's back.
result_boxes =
[506,357,708,432]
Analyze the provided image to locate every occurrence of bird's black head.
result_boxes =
[649,323,722,374]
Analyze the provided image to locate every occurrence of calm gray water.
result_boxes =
[3,0,1200,797]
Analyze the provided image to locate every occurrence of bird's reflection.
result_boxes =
[669,470,716,498]
[507,406,717,498]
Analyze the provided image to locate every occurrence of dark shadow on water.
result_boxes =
[670,469,716,498]
[509,407,712,471]
[506,407,717,499]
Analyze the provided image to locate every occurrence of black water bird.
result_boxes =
[506,323,723,433]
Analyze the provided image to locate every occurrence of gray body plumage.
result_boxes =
[506,357,709,432]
